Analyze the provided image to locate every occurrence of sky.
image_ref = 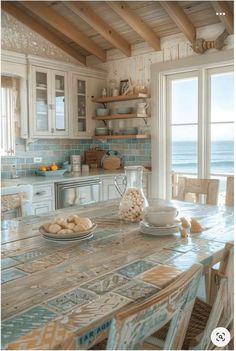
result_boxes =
[171,72,234,141]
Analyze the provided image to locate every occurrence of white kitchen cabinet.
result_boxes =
[101,172,151,201]
[32,200,53,215]
[101,176,122,201]
[29,66,69,138]
[32,183,54,215]
[71,74,104,138]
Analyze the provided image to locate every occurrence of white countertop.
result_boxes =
[1,169,128,187]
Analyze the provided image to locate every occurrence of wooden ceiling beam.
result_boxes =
[106,1,160,51]
[211,1,234,34]
[20,1,106,62]
[159,1,196,42]
[2,2,86,65]
[64,1,131,57]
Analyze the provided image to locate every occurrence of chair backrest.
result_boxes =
[1,185,33,217]
[107,264,203,350]
[197,242,234,350]
[225,176,234,207]
[176,177,219,205]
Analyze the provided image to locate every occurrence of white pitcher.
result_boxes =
[136,102,149,115]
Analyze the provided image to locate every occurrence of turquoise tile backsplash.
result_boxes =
[1,138,151,178]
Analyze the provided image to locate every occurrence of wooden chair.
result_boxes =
[175,176,219,205]
[1,185,33,220]
[104,264,203,350]
[225,176,234,207]
[150,242,234,350]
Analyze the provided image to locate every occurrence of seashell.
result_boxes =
[190,218,203,233]
[180,217,190,228]
[180,228,188,238]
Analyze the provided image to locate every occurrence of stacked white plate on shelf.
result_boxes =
[139,220,181,236]
[139,205,181,236]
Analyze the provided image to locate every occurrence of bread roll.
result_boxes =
[42,223,51,232]
[58,229,74,235]
[73,223,87,232]
[74,217,92,230]
[48,224,62,234]
[67,215,79,223]
[67,222,75,230]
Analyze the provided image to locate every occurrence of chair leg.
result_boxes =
[204,268,211,304]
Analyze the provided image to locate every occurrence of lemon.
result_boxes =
[50,164,59,171]
[39,166,47,172]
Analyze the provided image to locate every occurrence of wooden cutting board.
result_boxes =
[85,149,106,168]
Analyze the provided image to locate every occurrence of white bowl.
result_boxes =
[143,206,178,226]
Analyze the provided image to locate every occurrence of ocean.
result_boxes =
[172,141,234,175]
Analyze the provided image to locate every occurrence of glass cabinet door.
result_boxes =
[77,79,86,132]
[35,71,49,132]
[54,74,66,132]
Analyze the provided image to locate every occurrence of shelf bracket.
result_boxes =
[102,120,108,127]
[142,117,148,125]
[102,102,107,108]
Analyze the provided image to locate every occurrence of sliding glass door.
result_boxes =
[166,65,234,203]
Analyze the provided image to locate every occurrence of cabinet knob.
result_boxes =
[35,191,47,196]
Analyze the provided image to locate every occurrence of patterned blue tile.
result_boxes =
[11,249,46,263]
[1,257,18,270]
[115,280,159,300]
[81,273,130,295]
[1,306,57,348]
[117,260,156,278]
[1,268,27,284]
[45,288,97,313]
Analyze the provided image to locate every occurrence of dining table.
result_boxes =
[1,198,234,350]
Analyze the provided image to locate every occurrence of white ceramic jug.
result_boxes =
[137,102,149,115]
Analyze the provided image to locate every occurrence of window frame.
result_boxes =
[1,84,16,156]
[150,49,234,199]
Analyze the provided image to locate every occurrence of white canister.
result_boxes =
[112,88,119,97]
[82,164,89,172]
[72,164,81,172]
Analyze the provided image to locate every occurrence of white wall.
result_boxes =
[87,23,234,91]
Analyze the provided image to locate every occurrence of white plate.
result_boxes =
[139,221,180,236]
[42,233,94,242]
[39,223,97,240]
[140,220,181,229]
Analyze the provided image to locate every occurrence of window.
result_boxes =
[168,73,198,176]
[1,77,18,156]
[166,65,234,203]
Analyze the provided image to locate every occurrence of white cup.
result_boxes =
[144,206,178,226]
[82,164,89,173]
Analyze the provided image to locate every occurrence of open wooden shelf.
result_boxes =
[93,134,150,140]
[92,93,150,104]
[93,113,150,121]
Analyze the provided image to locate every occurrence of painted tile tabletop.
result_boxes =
[1,199,234,350]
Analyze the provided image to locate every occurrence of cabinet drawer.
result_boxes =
[32,200,53,215]
[33,184,53,200]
